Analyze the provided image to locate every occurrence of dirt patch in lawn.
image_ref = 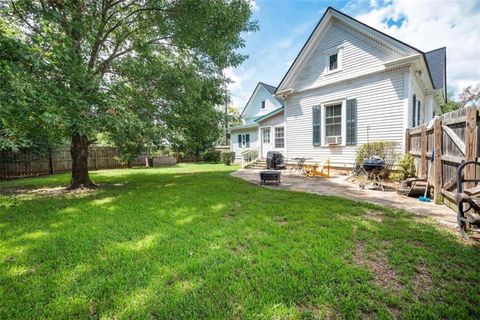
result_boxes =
[274,216,288,225]
[354,240,402,293]
[412,263,433,297]
[0,186,96,199]
[364,210,384,223]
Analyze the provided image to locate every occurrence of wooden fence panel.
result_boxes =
[406,106,480,208]
[0,146,176,180]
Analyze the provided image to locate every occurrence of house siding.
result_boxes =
[285,69,405,167]
[243,86,283,124]
[292,20,399,91]
[230,129,259,158]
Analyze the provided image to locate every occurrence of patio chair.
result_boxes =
[455,161,480,239]
[290,158,306,176]
[305,157,330,178]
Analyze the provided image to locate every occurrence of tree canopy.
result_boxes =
[0,0,257,187]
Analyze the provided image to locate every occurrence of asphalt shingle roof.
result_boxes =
[259,82,284,105]
[425,47,446,90]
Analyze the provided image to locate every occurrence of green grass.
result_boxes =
[0,163,479,319]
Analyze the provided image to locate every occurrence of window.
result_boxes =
[238,134,250,148]
[325,104,342,138]
[325,47,342,73]
[261,100,266,109]
[417,100,421,125]
[262,128,270,144]
[275,127,284,148]
[329,53,338,71]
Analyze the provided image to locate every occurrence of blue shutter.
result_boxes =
[417,100,421,125]
[346,99,357,145]
[412,94,417,126]
[238,134,241,147]
[246,134,250,148]
[312,106,321,145]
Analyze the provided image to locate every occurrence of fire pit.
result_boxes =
[259,170,281,186]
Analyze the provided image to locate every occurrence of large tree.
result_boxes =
[1,0,256,188]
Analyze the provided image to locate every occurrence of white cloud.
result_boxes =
[249,0,260,12]
[346,0,480,96]
[223,67,256,110]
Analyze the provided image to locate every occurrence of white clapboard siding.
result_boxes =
[285,69,406,167]
[258,112,285,127]
[243,86,283,124]
[231,129,259,158]
[292,20,400,91]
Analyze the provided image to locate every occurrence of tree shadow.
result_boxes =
[0,168,479,319]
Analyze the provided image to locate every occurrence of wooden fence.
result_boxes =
[0,146,176,180]
[405,106,479,208]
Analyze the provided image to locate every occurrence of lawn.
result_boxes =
[0,163,479,319]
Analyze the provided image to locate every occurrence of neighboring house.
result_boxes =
[232,7,446,168]
[230,82,286,161]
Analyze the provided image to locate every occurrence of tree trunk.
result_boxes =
[69,133,94,189]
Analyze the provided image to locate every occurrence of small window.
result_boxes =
[262,128,270,144]
[325,104,342,138]
[275,127,285,148]
[261,101,266,109]
[238,134,250,148]
[329,53,338,71]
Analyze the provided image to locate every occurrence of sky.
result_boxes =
[226,0,480,110]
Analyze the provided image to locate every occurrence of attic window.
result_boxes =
[325,47,342,74]
[329,53,338,71]
[261,101,266,109]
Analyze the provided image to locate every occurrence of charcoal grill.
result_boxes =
[266,151,286,170]
[358,157,385,191]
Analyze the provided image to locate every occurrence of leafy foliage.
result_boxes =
[0,0,257,185]
[391,153,417,181]
[220,151,235,165]
[203,150,221,163]
[355,141,399,171]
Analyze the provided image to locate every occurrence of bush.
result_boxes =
[355,141,399,173]
[391,153,417,181]
[220,151,235,166]
[203,150,221,163]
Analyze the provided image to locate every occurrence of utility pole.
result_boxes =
[224,94,230,146]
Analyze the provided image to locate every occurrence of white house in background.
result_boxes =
[231,7,446,168]
[230,82,286,161]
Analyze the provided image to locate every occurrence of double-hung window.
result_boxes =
[329,53,338,71]
[275,127,285,148]
[238,134,250,148]
[325,104,342,138]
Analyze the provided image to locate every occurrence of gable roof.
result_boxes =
[425,47,446,90]
[240,82,283,117]
[275,6,445,96]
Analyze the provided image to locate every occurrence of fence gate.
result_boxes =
[405,106,479,210]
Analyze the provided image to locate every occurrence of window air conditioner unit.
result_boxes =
[326,136,342,145]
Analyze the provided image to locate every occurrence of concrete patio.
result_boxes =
[232,169,458,228]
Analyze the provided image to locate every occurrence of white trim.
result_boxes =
[277,9,420,92]
[402,70,410,150]
[273,125,286,150]
[324,46,343,75]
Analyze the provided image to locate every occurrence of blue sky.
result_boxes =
[227,0,480,109]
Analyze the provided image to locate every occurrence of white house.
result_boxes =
[230,82,286,161]
[231,7,446,168]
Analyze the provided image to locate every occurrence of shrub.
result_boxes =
[355,141,399,172]
[391,153,417,181]
[203,150,221,163]
[220,151,235,166]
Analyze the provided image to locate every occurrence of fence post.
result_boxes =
[433,117,443,204]
[404,128,411,154]
[464,106,477,189]
[420,125,427,178]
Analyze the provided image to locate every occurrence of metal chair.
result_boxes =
[455,161,480,239]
